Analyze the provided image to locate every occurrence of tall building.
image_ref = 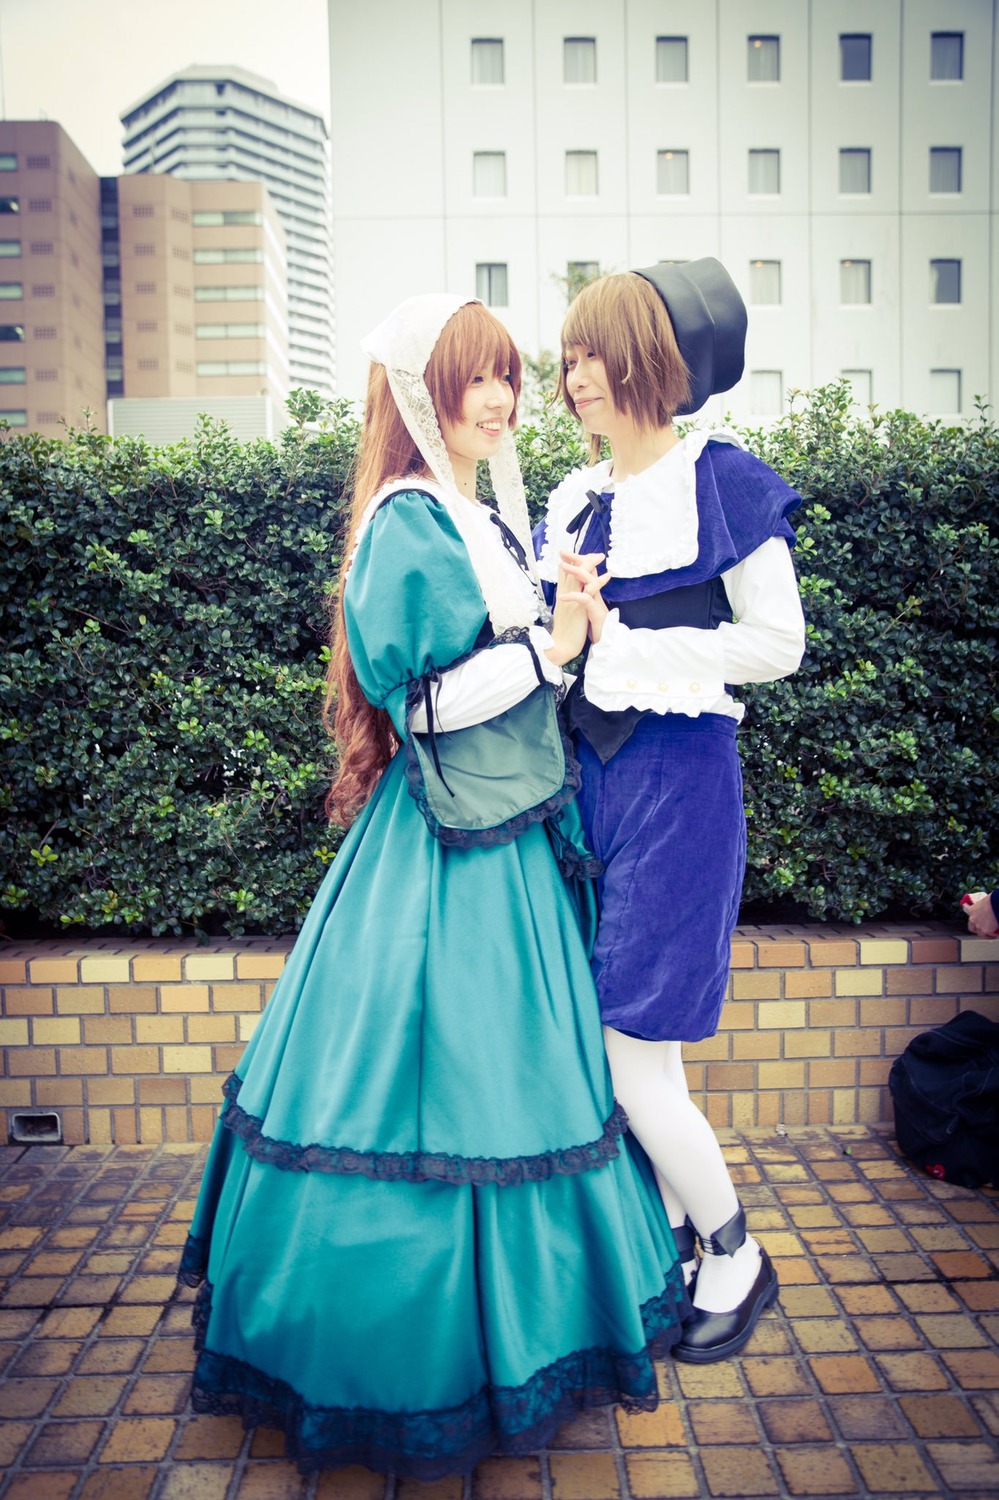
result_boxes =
[0,122,106,434]
[328,0,997,421]
[120,66,334,400]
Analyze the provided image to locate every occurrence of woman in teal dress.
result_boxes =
[178,293,689,1479]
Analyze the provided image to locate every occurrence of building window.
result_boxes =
[473,152,507,197]
[471,38,504,85]
[751,370,783,414]
[842,369,872,405]
[840,34,872,81]
[929,368,961,412]
[748,36,779,82]
[566,151,599,195]
[194,285,264,302]
[657,150,689,195]
[0,366,27,383]
[196,359,266,376]
[564,37,597,85]
[0,197,19,215]
[840,259,872,303]
[839,148,871,194]
[195,323,266,338]
[0,283,23,299]
[475,262,508,306]
[0,154,16,171]
[192,248,263,264]
[931,32,963,80]
[0,241,21,257]
[930,259,961,303]
[0,324,25,341]
[192,210,262,226]
[0,409,27,424]
[656,36,688,83]
[748,150,780,194]
[930,147,962,193]
[749,260,782,304]
[567,260,599,283]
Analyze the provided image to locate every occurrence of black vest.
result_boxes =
[568,576,734,763]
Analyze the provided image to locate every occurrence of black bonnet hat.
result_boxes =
[632,257,747,416]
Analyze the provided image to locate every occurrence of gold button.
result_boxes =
[658,682,669,693]
[626,678,638,690]
[689,682,700,693]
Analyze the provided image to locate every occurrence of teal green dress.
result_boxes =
[180,490,689,1479]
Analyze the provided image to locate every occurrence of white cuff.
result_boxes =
[409,632,559,734]
[585,611,727,714]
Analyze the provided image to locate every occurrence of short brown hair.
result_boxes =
[558,273,691,460]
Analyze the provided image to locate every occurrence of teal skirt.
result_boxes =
[180,750,689,1478]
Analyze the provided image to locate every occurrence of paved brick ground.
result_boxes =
[1,1128,997,1500]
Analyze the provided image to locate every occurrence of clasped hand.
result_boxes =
[545,551,611,667]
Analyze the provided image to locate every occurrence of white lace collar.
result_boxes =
[351,478,546,634]
[538,428,745,581]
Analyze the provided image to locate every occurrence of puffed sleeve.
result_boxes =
[344,490,489,737]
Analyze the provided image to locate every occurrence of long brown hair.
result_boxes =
[325,301,521,825]
[558,273,691,463]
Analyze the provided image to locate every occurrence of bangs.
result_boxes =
[558,273,690,434]
[428,302,522,427]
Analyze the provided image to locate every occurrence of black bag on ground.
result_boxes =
[888,1010,999,1188]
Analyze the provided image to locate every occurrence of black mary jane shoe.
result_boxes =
[672,1206,779,1364]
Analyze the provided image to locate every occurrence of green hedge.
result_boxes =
[0,384,996,936]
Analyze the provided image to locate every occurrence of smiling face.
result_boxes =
[559,273,692,461]
[439,368,516,473]
[563,345,619,438]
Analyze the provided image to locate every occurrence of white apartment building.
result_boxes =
[121,66,334,398]
[328,0,997,421]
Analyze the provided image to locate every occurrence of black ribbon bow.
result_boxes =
[566,489,613,555]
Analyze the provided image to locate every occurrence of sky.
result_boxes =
[0,0,331,174]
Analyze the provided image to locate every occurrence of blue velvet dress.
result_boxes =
[179,490,689,1479]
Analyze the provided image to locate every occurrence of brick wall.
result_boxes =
[1,926,996,1145]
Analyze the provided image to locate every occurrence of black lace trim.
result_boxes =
[402,627,584,852]
[545,805,604,883]
[213,1073,628,1188]
[185,1273,690,1480]
[179,1233,210,1289]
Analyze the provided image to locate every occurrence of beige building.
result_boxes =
[0,120,291,441]
[0,122,106,435]
[109,174,289,438]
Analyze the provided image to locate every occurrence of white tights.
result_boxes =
[603,1026,762,1313]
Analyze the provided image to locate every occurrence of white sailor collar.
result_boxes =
[538,428,746,581]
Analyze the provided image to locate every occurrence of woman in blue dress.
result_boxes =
[178,292,689,1478]
[537,262,807,1363]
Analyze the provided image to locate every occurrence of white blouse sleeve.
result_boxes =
[583,537,806,716]
[408,626,565,734]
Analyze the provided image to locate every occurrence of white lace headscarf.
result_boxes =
[353,293,545,633]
